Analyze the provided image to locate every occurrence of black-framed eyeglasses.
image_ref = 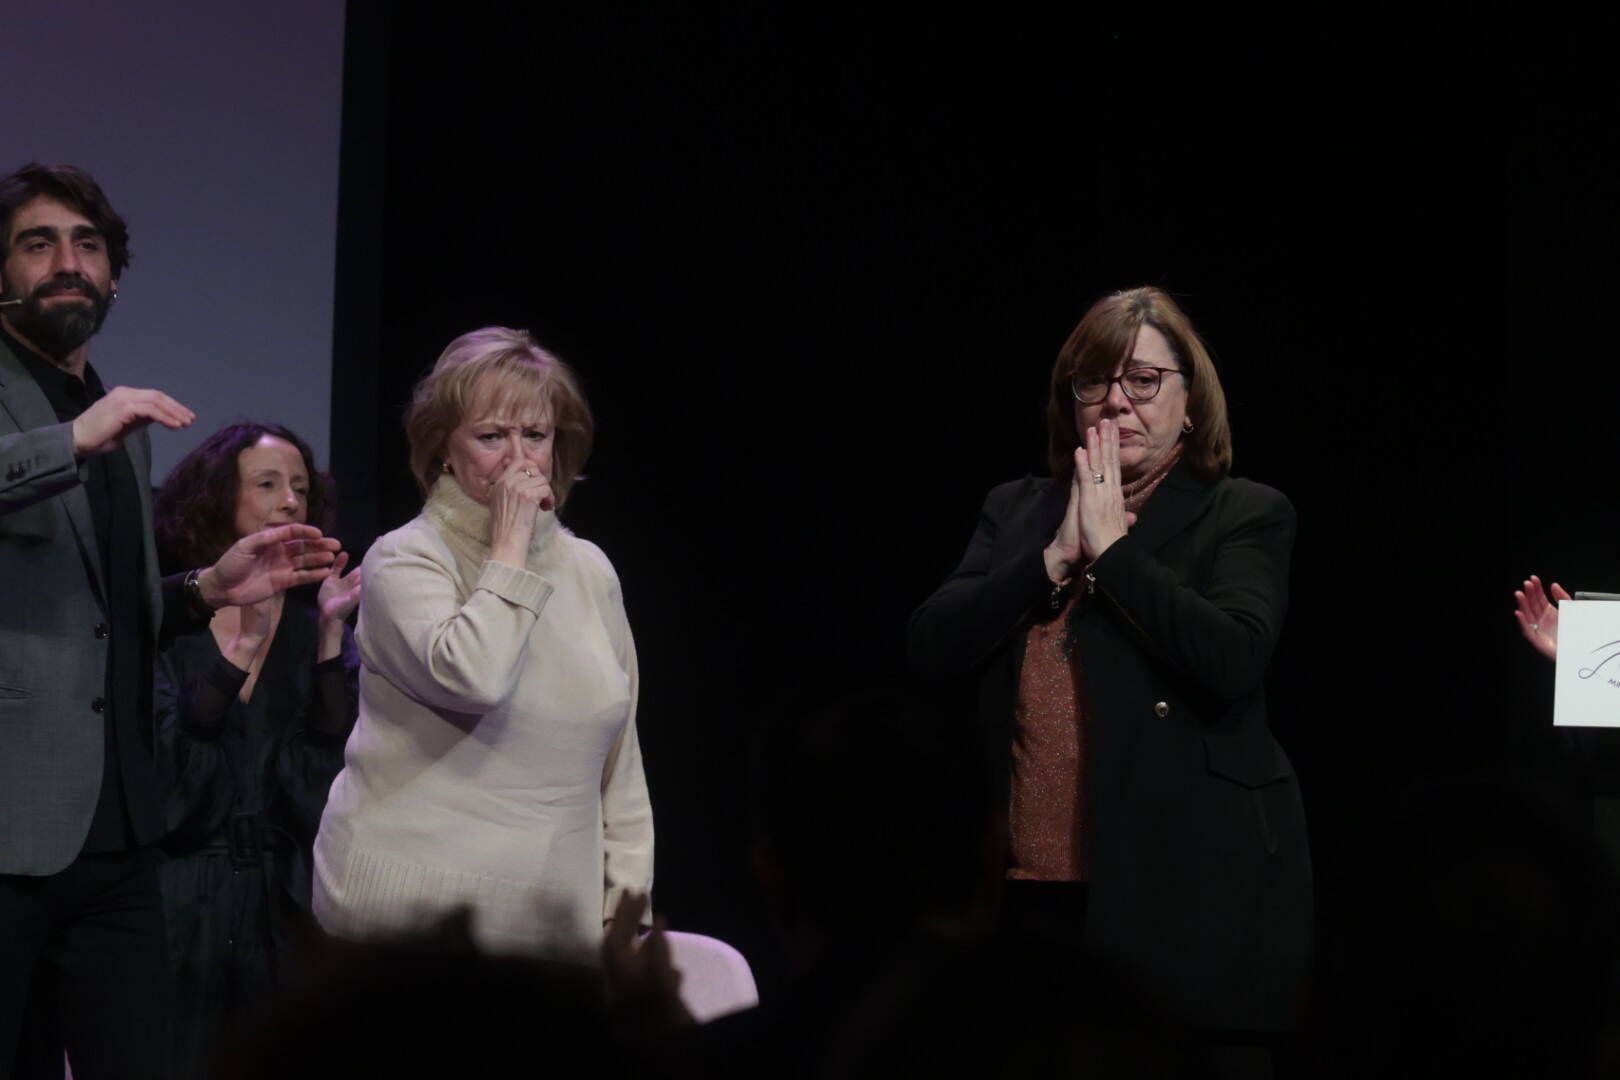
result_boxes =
[1070,366,1186,405]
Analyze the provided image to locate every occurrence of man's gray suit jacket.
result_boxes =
[0,336,163,876]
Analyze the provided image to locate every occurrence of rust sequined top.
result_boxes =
[1006,444,1183,881]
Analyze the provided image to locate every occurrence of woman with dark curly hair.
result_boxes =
[151,421,362,1080]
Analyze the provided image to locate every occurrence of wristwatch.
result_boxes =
[183,567,214,619]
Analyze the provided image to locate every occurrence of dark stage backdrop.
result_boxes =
[336,9,1618,989]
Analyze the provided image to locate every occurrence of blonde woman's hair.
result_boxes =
[404,327,594,506]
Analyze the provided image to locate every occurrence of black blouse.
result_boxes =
[154,596,358,1080]
[155,596,357,897]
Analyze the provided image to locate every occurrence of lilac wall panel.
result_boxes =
[8,2,346,480]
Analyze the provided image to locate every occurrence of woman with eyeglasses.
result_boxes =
[909,287,1310,1072]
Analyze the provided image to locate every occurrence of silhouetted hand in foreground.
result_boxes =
[603,891,692,1036]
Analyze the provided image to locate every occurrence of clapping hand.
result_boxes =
[317,551,363,624]
[220,596,276,672]
[1044,419,1137,584]
[237,595,276,646]
[1514,574,1570,661]
[315,550,363,662]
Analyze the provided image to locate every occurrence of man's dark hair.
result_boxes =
[0,162,132,276]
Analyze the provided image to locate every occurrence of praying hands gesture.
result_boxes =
[1513,574,1570,662]
[1044,418,1137,584]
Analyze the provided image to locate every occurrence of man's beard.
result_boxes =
[1,274,112,362]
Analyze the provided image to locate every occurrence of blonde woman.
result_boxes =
[314,327,651,953]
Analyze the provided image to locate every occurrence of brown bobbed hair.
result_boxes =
[404,327,593,507]
[0,162,132,278]
[154,422,335,574]
[1046,286,1232,482]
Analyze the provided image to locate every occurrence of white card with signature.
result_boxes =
[1554,600,1620,727]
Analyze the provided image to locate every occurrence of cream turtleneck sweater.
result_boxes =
[313,477,652,954]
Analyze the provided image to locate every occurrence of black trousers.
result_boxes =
[997,879,1274,1080]
[997,879,1089,945]
[0,847,167,1080]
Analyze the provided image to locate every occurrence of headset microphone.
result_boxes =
[0,298,21,307]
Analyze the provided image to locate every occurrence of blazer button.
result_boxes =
[1154,701,1170,718]
[91,697,106,713]
[94,623,110,639]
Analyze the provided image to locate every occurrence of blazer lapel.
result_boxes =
[1127,460,1219,554]
[0,341,109,610]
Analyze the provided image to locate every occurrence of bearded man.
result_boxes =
[0,162,339,1079]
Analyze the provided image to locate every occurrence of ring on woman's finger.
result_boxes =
[1531,622,1539,631]
[1091,472,1106,484]
[523,468,536,478]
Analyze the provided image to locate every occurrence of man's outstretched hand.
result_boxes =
[197,524,341,609]
[72,386,195,456]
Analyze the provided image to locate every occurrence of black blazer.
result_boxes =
[909,461,1311,1033]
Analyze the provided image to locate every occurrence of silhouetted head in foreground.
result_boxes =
[211,914,625,1079]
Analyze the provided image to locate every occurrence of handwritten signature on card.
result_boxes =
[1578,639,1620,683]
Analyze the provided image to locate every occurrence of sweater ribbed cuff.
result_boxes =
[476,559,553,615]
